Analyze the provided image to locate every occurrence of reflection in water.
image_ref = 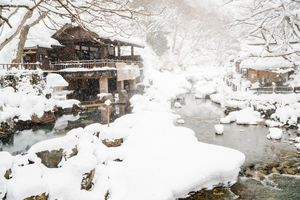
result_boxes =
[1,104,127,155]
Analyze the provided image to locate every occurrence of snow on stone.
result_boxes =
[174,114,181,119]
[224,100,246,109]
[215,124,224,134]
[265,120,282,127]
[267,128,283,140]
[221,107,263,125]
[98,93,111,101]
[104,100,111,106]
[177,119,185,124]
[220,115,234,124]
[210,93,224,104]
[294,137,300,143]
[46,74,68,88]
[195,82,216,99]
[6,163,47,200]
[174,102,182,108]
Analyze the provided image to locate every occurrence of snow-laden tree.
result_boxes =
[132,0,234,70]
[0,0,149,63]
[223,0,300,64]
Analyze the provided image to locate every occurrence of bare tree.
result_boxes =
[0,0,150,63]
[224,0,300,64]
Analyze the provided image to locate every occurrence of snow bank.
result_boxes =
[107,111,244,200]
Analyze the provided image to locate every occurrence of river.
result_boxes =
[175,93,300,200]
[0,104,128,155]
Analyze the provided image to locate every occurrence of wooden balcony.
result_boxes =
[0,63,40,71]
[0,57,143,72]
[49,58,143,71]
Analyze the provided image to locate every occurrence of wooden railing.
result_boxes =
[0,63,40,71]
[49,59,143,71]
[250,86,294,94]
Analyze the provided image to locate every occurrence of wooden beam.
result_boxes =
[131,45,134,60]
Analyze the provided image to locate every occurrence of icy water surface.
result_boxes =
[0,104,128,155]
[174,93,300,200]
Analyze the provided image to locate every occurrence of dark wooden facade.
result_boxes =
[22,24,144,70]
[20,24,144,101]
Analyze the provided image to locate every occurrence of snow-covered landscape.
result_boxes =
[1,0,300,199]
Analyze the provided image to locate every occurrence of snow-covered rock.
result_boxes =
[215,124,224,134]
[267,128,283,140]
[177,119,185,124]
[195,82,216,99]
[224,107,263,125]
[174,102,182,108]
[265,120,281,127]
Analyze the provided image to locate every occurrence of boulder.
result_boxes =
[102,138,123,147]
[114,90,128,104]
[135,83,145,94]
[99,93,114,103]
[31,111,56,124]
[35,148,63,168]
[24,193,48,200]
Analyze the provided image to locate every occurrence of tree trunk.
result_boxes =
[12,13,45,64]
[0,9,32,51]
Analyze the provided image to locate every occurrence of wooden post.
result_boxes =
[106,105,110,127]
[118,45,121,60]
[131,45,134,61]
[99,76,108,93]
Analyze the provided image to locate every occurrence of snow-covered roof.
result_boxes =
[241,57,293,70]
[53,24,144,48]
[111,35,144,48]
[24,19,64,49]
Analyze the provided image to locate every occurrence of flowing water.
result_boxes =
[174,93,300,200]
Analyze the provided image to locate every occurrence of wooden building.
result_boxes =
[22,24,144,101]
[237,57,294,86]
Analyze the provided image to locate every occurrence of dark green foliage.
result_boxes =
[146,28,170,56]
